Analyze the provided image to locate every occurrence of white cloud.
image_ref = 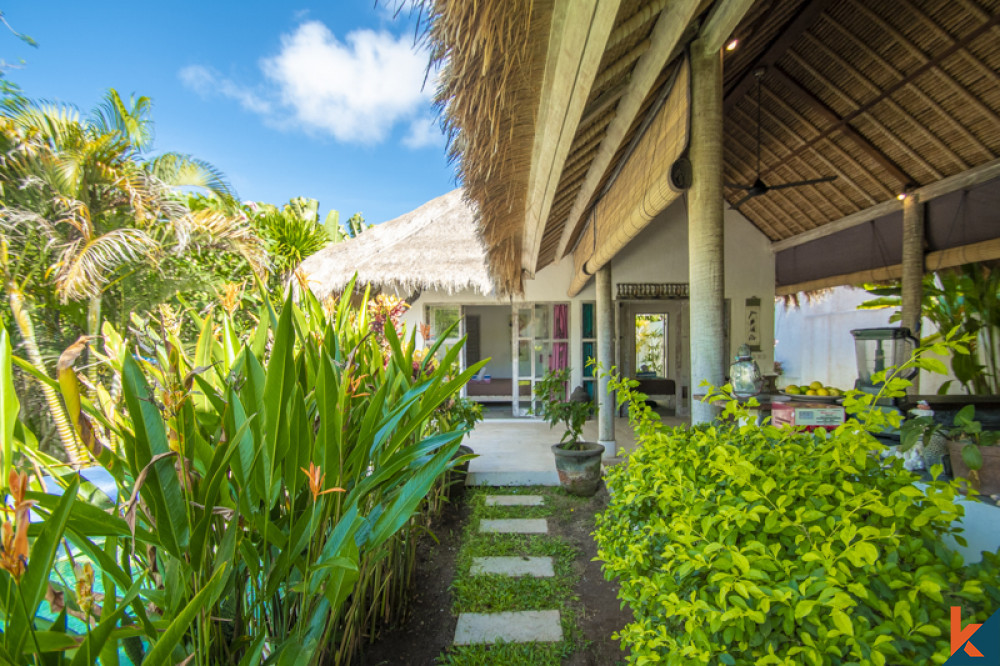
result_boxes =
[402,113,445,149]
[180,20,438,148]
[178,65,272,115]
[262,22,430,144]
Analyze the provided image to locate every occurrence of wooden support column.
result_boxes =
[901,193,924,392]
[689,42,726,425]
[596,264,616,456]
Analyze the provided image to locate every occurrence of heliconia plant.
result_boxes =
[2,278,483,665]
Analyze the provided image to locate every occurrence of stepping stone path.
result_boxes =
[453,495,564,648]
[478,518,548,534]
[471,556,554,578]
[454,610,563,645]
[485,494,545,506]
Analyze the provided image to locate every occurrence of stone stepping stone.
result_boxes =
[478,518,548,534]
[454,610,562,645]
[471,556,554,578]
[485,494,545,507]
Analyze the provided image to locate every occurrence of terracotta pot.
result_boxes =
[551,442,605,497]
[947,439,1000,495]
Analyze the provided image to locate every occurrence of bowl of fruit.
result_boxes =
[781,381,844,402]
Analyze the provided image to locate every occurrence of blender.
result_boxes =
[850,327,919,441]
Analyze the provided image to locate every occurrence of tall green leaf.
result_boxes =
[121,354,190,556]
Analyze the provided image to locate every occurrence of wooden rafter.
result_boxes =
[793,33,967,172]
[592,40,652,93]
[847,0,995,161]
[758,84,896,201]
[578,81,628,129]
[723,0,834,112]
[784,47,945,181]
[772,157,1000,251]
[820,14,997,162]
[768,67,914,186]
[770,8,1000,178]
[521,0,622,276]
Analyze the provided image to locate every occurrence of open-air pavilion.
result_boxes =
[416,0,1000,455]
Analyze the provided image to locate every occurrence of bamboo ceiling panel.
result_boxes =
[724,0,1000,243]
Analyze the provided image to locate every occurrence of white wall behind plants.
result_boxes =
[774,286,958,394]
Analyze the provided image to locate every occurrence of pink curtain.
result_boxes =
[553,303,568,338]
[550,342,569,371]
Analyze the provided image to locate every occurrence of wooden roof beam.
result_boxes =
[848,0,995,162]
[767,67,914,187]
[772,157,1000,252]
[820,15,996,164]
[521,0,622,277]
[578,81,628,129]
[784,47,945,181]
[757,85,894,202]
[553,0,703,260]
[723,0,834,113]
[769,10,1000,180]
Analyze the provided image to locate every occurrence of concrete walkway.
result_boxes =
[464,414,687,486]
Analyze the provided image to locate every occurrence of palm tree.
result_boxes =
[0,90,265,465]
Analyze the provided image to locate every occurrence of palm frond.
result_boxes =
[54,228,157,301]
[148,153,236,200]
[92,89,154,153]
[171,209,267,275]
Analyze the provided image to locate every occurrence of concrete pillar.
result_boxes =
[688,44,726,425]
[596,264,616,456]
[901,193,924,393]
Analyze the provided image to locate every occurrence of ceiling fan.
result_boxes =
[727,68,836,210]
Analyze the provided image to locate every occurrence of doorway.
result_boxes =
[621,301,689,416]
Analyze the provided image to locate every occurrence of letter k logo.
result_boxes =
[952,607,984,658]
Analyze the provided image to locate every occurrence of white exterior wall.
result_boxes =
[775,286,959,394]
[404,197,776,407]
[612,199,777,373]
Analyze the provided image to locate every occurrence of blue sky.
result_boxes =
[2,1,456,224]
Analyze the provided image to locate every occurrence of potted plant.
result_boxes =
[902,404,1000,494]
[946,405,1000,495]
[533,368,604,496]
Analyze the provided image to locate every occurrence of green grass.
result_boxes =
[438,487,591,665]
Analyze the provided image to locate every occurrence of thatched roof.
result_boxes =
[299,189,494,298]
[420,0,1000,295]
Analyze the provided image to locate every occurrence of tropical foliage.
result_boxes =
[860,264,1000,394]
[0,89,263,464]
[596,345,1000,665]
[532,368,590,448]
[1,281,480,664]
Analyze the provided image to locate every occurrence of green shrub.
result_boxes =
[596,384,1000,665]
